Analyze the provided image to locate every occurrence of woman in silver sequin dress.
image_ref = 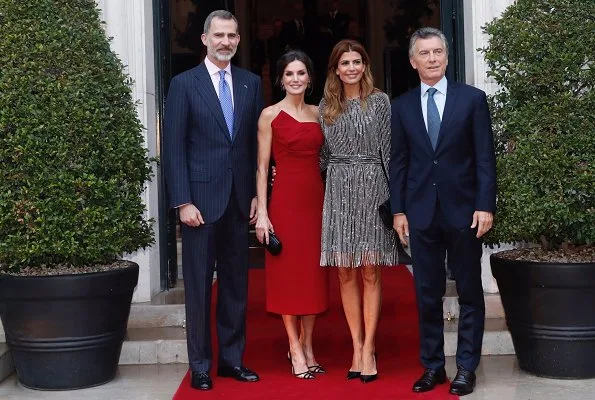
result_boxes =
[319,40,399,383]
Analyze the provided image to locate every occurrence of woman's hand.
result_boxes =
[255,213,274,244]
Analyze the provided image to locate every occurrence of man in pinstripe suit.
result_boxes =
[163,10,263,391]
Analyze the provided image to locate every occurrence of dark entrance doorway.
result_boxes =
[154,0,465,289]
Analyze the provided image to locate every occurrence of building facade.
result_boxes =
[94,0,515,302]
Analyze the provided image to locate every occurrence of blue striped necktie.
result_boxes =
[218,70,234,138]
[426,87,440,150]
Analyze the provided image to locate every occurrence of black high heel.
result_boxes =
[347,370,361,380]
[288,352,315,380]
[290,351,325,374]
[308,364,326,374]
[360,353,378,383]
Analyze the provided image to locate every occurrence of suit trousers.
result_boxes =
[409,202,485,372]
[181,186,249,373]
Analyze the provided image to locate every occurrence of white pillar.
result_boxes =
[96,0,161,302]
[463,0,516,293]
[464,0,516,95]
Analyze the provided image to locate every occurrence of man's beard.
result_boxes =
[212,47,236,62]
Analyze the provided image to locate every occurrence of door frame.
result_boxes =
[441,0,465,83]
[153,0,466,290]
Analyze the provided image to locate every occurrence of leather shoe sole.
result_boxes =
[449,386,475,396]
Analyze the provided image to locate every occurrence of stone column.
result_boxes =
[463,0,516,294]
[235,0,251,70]
[96,0,161,302]
[464,0,516,95]
[366,1,385,91]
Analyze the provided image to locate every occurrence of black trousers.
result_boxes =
[181,188,249,373]
[409,203,485,372]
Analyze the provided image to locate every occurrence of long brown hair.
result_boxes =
[322,39,378,125]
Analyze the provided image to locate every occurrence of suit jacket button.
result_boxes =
[434,160,438,165]
[432,182,436,186]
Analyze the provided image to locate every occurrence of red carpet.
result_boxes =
[173,267,458,399]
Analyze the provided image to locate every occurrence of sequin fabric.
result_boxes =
[319,92,399,267]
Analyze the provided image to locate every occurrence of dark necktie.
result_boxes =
[218,70,233,138]
[426,87,440,150]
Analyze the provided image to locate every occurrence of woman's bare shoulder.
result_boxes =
[260,104,282,122]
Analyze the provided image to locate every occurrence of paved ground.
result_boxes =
[1,356,594,400]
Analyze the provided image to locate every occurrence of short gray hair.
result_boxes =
[203,10,238,34]
[409,27,448,58]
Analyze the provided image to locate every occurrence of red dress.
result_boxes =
[266,111,329,315]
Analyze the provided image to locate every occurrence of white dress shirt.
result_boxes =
[204,56,234,107]
[420,76,447,131]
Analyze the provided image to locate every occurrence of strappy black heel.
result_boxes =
[308,364,326,374]
[288,352,315,379]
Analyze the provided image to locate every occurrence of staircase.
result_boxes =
[0,249,513,378]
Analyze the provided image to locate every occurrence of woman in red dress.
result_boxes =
[255,50,328,380]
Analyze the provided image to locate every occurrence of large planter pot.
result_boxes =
[0,261,138,390]
[490,254,595,378]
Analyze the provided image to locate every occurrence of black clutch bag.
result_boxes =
[264,231,282,256]
[378,199,392,230]
[378,199,413,265]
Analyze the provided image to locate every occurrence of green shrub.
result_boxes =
[481,0,595,250]
[0,0,154,272]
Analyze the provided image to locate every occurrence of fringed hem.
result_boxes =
[320,251,400,268]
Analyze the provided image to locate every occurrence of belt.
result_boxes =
[328,155,382,165]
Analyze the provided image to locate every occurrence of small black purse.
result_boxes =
[378,199,392,230]
[377,149,393,231]
[378,199,413,265]
[263,231,282,256]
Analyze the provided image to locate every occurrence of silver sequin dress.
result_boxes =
[319,92,399,268]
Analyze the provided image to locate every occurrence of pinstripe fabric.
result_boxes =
[162,62,263,373]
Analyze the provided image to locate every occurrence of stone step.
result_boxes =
[0,287,505,334]
[126,281,504,329]
[0,320,514,374]
[444,318,514,356]
[0,343,14,383]
[118,319,514,365]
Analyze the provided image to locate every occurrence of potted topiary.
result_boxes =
[0,0,154,390]
[481,0,595,378]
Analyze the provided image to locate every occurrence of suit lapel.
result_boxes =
[411,87,435,154]
[192,63,230,141]
[435,81,459,150]
[231,66,248,141]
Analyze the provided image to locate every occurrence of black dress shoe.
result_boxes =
[346,370,361,380]
[190,371,212,390]
[217,365,260,382]
[412,368,447,392]
[449,367,476,396]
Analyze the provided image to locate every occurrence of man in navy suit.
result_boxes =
[389,27,496,396]
[163,10,263,391]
